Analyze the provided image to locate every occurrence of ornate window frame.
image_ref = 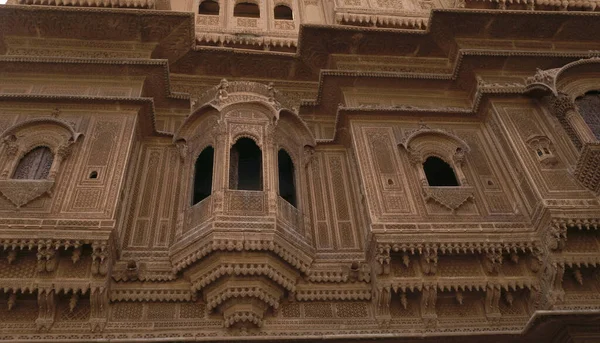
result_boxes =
[0,117,82,208]
[400,126,475,212]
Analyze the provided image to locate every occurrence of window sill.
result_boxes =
[422,185,475,212]
[0,179,54,208]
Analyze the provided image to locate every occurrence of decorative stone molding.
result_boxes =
[17,0,155,8]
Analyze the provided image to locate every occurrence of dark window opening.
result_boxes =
[234,2,260,17]
[274,5,293,20]
[199,0,220,15]
[12,146,54,180]
[229,138,262,190]
[423,156,459,187]
[278,149,296,207]
[193,146,214,205]
[575,91,600,140]
[89,171,98,179]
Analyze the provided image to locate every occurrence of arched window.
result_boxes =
[274,4,293,20]
[423,156,459,186]
[229,138,262,190]
[234,2,260,18]
[192,146,214,205]
[199,0,220,15]
[575,91,600,140]
[12,146,54,180]
[278,149,296,207]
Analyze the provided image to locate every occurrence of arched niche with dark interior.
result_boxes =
[278,149,296,207]
[234,2,260,18]
[199,0,220,15]
[274,4,293,20]
[575,90,600,140]
[229,138,262,191]
[423,156,459,187]
[192,146,214,205]
[13,146,54,180]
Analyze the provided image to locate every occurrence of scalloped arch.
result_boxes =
[1,117,81,143]
[402,128,470,154]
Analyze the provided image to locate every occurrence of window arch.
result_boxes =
[575,91,600,140]
[234,2,260,18]
[229,138,262,190]
[423,156,459,187]
[274,4,293,20]
[192,146,214,205]
[199,0,220,15]
[12,146,54,180]
[278,149,296,207]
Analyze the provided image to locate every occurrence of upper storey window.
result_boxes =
[12,146,54,180]
[199,0,220,15]
[193,146,214,205]
[423,156,459,187]
[229,138,262,191]
[278,149,296,207]
[234,2,260,18]
[274,5,293,20]
[575,91,600,140]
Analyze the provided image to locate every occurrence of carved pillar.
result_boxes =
[35,289,57,332]
[484,284,501,319]
[213,120,228,215]
[90,287,108,332]
[374,286,391,320]
[0,137,19,179]
[420,284,437,327]
[550,94,597,149]
[48,143,72,180]
[265,122,277,215]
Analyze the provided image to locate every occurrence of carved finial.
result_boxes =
[69,292,79,313]
[7,292,16,311]
[267,82,276,103]
[217,79,229,102]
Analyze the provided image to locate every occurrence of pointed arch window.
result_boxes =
[278,149,296,207]
[234,2,260,18]
[229,138,262,190]
[193,146,214,205]
[274,4,293,20]
[12,146,54,180]
[423,156,459,186]
[199,0,220,15]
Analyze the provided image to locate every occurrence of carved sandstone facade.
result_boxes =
[0,0,600,342]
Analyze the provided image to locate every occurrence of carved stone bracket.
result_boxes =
[546,220,569,251]
[483,251,503,275]
[375,244,391,275]
[422,186,475,212]
[91,242,110,277]
[0,180,54,208]
[36,246,58,274]
[420,250,438,275]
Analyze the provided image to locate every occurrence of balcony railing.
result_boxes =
[277,196,309,238]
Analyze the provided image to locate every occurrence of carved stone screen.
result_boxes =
[12,146,53,180]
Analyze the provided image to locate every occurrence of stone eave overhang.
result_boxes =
[0,5,194,63]
[0,94,171,138]
[0,56,189,110]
